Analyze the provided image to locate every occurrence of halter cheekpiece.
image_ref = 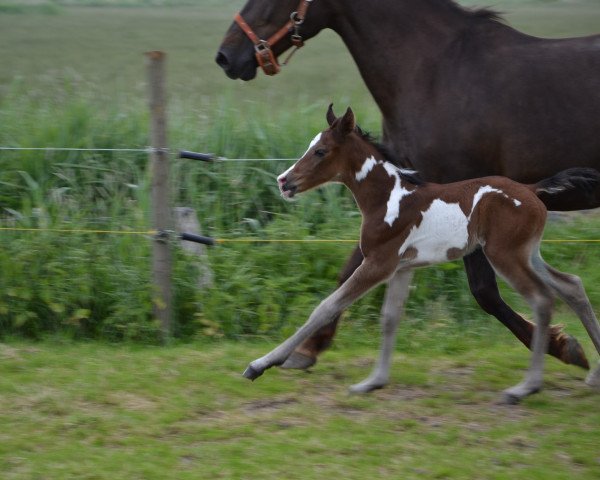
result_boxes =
[234,0,314,76]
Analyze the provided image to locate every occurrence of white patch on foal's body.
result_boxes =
[398,185,520,263]
[355,157,414,226]
[355,156,378,182]
[469,185,521,217]
[383,163,414,227]
[398,199,469,263]
[470,185,503,217]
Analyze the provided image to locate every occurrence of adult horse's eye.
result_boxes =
[315,149,327,158]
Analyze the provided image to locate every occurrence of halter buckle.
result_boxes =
[254,40,270,53]
[254,42,281,76]
[291,34,304,48]
[290,11,304,25]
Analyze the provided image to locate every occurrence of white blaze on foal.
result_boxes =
[304,132,322,157]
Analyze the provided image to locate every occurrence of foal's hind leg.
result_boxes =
[464,249,587,369]
[532,257,600,388]
[349,269,414,394]
[484,247,555,404]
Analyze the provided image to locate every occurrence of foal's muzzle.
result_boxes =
[278,175,298,199]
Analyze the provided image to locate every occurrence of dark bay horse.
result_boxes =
[244,106,600,403]
[217,0,600,372]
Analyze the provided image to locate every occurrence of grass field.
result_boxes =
[1,1,600,477]
[1,338,599,479]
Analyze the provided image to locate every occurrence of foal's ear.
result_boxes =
[326,103,337,126]
[336,107,356,137]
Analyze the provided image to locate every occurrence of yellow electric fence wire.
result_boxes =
[1,226,600,244]
[542,239,600,243]
[214,238,357,244]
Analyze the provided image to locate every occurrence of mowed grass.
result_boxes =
[1,337,599,480]
[2,0,600,109]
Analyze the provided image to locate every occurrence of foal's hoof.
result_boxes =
[585,362,600,389]
[243,363,264,381]
[499,391,523,406]
[500,383,541,405]
[349,380,386,395]
[280,351,317,370]
[348,377,387,394]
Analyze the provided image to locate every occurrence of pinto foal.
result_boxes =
[244,106,600,404]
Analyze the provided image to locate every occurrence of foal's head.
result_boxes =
[278,105,374,199]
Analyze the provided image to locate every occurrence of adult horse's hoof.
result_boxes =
[243,363,264,381]
[555,331,589,370]
[280,351,316,370]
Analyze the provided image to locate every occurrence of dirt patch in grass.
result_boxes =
[105,392,158,412]
[243,396,299,415]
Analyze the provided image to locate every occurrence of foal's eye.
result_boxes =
[314,149,327,158]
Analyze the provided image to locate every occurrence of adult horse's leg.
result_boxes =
[349,269,414,394]
[281,246,364,370]
[244,258,396,381]
[464,249,589,369]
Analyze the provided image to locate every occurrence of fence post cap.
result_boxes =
[145,51,166,59]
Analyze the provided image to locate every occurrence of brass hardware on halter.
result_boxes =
[234,0,314,76]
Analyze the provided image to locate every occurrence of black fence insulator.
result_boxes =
[180,232,216,246]
[178,151,216,162]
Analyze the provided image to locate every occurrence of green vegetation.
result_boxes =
[1,1,600,340]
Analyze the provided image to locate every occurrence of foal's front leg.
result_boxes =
[243,259,396,381]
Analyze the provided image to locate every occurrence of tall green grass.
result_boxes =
[2,84,600,343]
[1,1,600,342]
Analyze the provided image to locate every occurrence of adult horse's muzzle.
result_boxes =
[215,47,258,81]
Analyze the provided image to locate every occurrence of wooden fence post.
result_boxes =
[146,51,172,342]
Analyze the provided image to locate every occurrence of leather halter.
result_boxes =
[234,0,314,76]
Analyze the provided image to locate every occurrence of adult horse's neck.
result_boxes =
[328,0,497,132]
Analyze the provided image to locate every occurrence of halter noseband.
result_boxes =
[234,0,314,76]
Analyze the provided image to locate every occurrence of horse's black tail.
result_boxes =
[533,167,600,212]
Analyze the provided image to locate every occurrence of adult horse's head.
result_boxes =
[216,0,329,80]
[277,105,360,199]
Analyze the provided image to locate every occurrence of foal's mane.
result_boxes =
[355,126,426,186]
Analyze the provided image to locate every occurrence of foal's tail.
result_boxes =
[532,167,600,211]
